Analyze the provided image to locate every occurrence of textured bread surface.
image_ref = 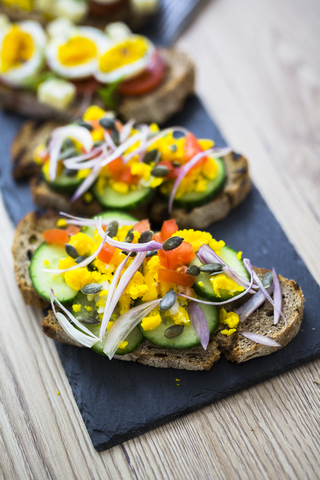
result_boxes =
[1,48,194,124]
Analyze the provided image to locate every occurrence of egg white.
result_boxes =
[46,26,111,80]
[0,21,46,87]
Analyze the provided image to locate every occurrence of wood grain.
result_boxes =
[1,0,320,478]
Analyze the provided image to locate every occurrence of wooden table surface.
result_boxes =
[1,0,320,478]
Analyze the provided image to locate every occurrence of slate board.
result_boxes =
[1,95,319,451]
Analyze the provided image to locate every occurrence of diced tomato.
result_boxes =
[158,249,168,268]
[133,219,151,233]
[118,52,166,96]
[184,132,203,160]
[108,157,124,177]
[160,219,178,241]
[159,241,195,270]
[42,229,69,247]
[66,225,81,236]
[158,268,196,287]
[153,232,163,243]
[97,244,117,264]
[119,167,139,185]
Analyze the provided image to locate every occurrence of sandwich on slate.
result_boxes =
[12,211,304,370]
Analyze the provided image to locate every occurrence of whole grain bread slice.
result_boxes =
[1,48,194,125]
[12,211,304,370]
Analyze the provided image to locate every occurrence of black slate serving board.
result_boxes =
[1,96,319,451]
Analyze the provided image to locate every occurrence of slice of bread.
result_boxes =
[1,48,194,124]
[12,211,304,370]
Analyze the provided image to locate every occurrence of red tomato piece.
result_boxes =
[160,219,178,241]
[158,249,168,268]
[158,268,196,287]
[133,219,151,234]
[184,132,203,160]
[66,225,81,236]
[153,232,163,243]
[97,244,117,264]
[119,167,139,185]
[161,241,195,270]
[42,229,69,246]
[118,52,166,96]
[108,157,124,177]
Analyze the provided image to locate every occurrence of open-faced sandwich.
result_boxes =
[0,0,158,29]
[0,17,194,122]
[12,211,304,370]
[12,105,250,229]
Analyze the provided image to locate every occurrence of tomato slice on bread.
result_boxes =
[118,52,166,96]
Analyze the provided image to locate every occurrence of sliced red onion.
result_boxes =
[137,125,151,162]
[188,301,210,350]
[253,271,286,325]
[120,118,136,144]
[71,160,102,202]
[235,283,274,322]
[100,130,149,167]
[241,332,281,348]
[99,252,147,341]
[168,147,232,213]
[59,212,136,227]
[103,298,161,359]
[272,268,282,325]
[197,244,225,266]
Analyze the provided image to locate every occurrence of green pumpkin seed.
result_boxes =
[143,148,159,164]
[77,120,93,131]
[146,250,157,258]
[151,165,170,177]
[124,228,134,243]
[111,130,120,146]
[58,147,78,161]
[138,230,153,243]
[75,255,88,263]
[187,265,200,276]
[164,325,184,339]
[121,250,137,257]
[262,271,273,289]
[169,144,177,152]
[81,283,103,295]
[162,236,184,251]
[172,161,181,168]
[160,290,177,311]
[99,117,116,130]
[64,168,77,177]
[107,220,119,238]
[65,243,79,259]
[62,138,74,150]
[77,315,100,325]
[199,263,223,274]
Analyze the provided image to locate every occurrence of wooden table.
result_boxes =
[1,0,320,478]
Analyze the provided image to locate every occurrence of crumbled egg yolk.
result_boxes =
[99,36,149,73]
[68,232,96,256]
[0,25,34,72]
[141,310,162,331]
[220,328,237,336]
[219,308,240,329]
[210,274,245,298]
[83,106,106,121]
[64,267,92,291]
[56,219,67,227]
[173,229,225,254]
[58,36,97,67]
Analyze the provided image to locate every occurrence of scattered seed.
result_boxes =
[75,255,88,263]
[143,148,159,164]
[87,263,98,272]
[107,220,119,238]
[111,130,120,146]
[121,250,137,257]
[77,120,93,131]
[151,165,170,177]
[62,138,74,150]
[124,228,134,243]
[64,168,77,177]
[99,117,116,130]
[81,283,103,295]
[138,230,153,243]
[65,243,79,259]
[187,265,200,276]
[162,236,184,251]
[199,263,223,274]
[262,271,273,289]
[59,147,78,161]
[172,161,181,168]
[169,144,177,152]
[160,290,177,311]
[77,315,100,325]
[164,325,184,339]
[146,250,157,258]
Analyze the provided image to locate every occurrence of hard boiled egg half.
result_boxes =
[46,26,110,80]
[0,21,46,87]
[94,35,155,84]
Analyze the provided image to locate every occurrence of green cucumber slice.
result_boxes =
[138,301,219,349]
[29,242,77,303]
[43,167,82,194]
[92,184,154,210]
[83,211,137,238]
[192,245,249,302]
[161,157,226,208]
[72,293,144,355]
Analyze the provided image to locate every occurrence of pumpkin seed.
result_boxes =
[81,283,103,295]
[62,138,74,150]
[262,271,273,289]
[143,148,159,164]
[58,147,78,161]
[172,161,181,168]
[111,129,120,146]
[151,165,170,177]
[77,315,100,325]
[77,120,93,131]
[199,263,223,274]
[99,117,116,130]
[169,144,177,152]
[164,325,184,339]
[121,250,137,257]
[162,236,183,251]
[124,228,134,243]
[138,230,153,243]
[160,290,177,311]
[146,250,157,258]
[65,243,79,259]
[75,255,88,263]
[107,220,119,238]
[187,265,200,276]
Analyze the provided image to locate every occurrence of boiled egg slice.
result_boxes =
[0,21,46,87]
[94,34,154,84]
[46,26,110,80]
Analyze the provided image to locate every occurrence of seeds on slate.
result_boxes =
[107,220,119,238]
[146,250,157,258]
[169,144,177,152]
[124,228,134,243]
[262,271,273,289]
[162,236,183,251]
[111,130,120,146]
[139,230,153,243]
[151,165,170,177]
[65,243,79,259]
[77,315,100,325]
[199,263,223,274]
[143,148,159,164]
[81,283,103,295]
[99,117,116,130]
[187,265,200,276]
[77,120,93,131]
[160,290,177,311]
[75,255,88,263]
[164,325,184,339]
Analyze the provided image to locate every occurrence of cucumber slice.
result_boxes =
[72,293,144,355]
[138,301,219,349]
[92,184,154,210]
[83,211,137,238]
[29,243,77,303]
[192,245,249,302]
[43,167,82,195]
[161,157,226,208]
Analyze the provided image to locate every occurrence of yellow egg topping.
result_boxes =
[2,0,32,11]
[0,25,34,72]
[58,36,98,67]
[99,36,149,73]
[210,274,245,298]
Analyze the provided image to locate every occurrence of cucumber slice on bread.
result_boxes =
[42,167,82,195]
[92,184,154,210]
